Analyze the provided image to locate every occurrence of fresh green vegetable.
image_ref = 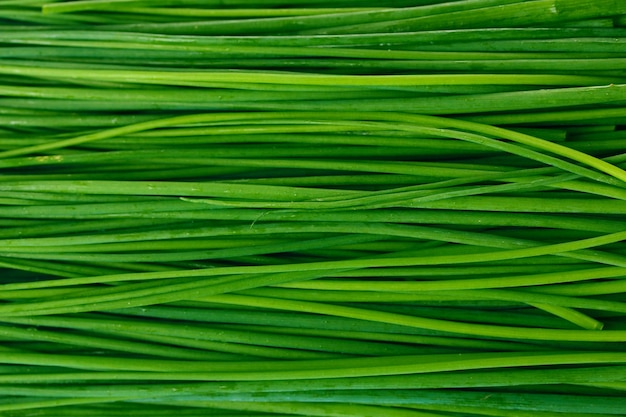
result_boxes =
[0,1,625,416]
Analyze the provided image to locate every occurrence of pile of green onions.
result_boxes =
[1,0,626,416]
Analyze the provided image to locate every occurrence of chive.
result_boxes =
[3,1,626,416]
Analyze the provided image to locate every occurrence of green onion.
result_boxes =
[1,1,626,416]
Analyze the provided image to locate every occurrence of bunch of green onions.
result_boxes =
[1,0,626,416]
